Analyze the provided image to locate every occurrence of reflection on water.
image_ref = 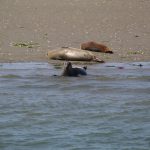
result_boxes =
[0,62,150,150]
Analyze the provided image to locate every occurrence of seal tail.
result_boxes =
[106,50,113,54]
[93,56,105,63]
[83,66,87,70]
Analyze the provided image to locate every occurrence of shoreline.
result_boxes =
[0,51,149,64]
[0,47,149,64]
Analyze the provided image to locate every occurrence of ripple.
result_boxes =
[0,74,21,79]
[0,62,150,150]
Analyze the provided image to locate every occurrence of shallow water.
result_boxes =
[0,62,150,150]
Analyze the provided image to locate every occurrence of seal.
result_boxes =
[47,47,104,63]
[81,41,113,53]
[61,61,87,77]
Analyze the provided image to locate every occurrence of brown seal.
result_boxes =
[47,47,104,63]
[62,61,87,77]
[81,41,113,54]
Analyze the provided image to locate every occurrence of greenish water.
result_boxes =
[0,62,150,150]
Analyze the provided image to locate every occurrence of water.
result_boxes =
[0,62,150,150]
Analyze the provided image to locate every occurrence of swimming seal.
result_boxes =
[47,47,104,63]
[81,41,113,54]
[62,61,87,77]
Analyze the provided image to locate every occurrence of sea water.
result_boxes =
[0,62,150,150]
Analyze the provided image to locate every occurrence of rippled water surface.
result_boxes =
[0,62,150,150]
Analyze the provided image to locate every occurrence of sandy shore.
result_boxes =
[0,0,150,63]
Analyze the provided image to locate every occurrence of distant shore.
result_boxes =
[0,0,150,63]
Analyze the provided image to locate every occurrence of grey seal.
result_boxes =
[47,47,104,63]
[62,61,87,77]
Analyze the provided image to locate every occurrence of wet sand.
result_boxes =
[0,0,150,63]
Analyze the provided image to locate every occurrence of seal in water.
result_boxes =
[81,41,113,54]
[62,61,87,77]
[47,47,104,63]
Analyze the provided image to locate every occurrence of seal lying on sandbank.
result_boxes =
[47,47,104,63]
[81,41,113,54]
[62,61,87,77]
